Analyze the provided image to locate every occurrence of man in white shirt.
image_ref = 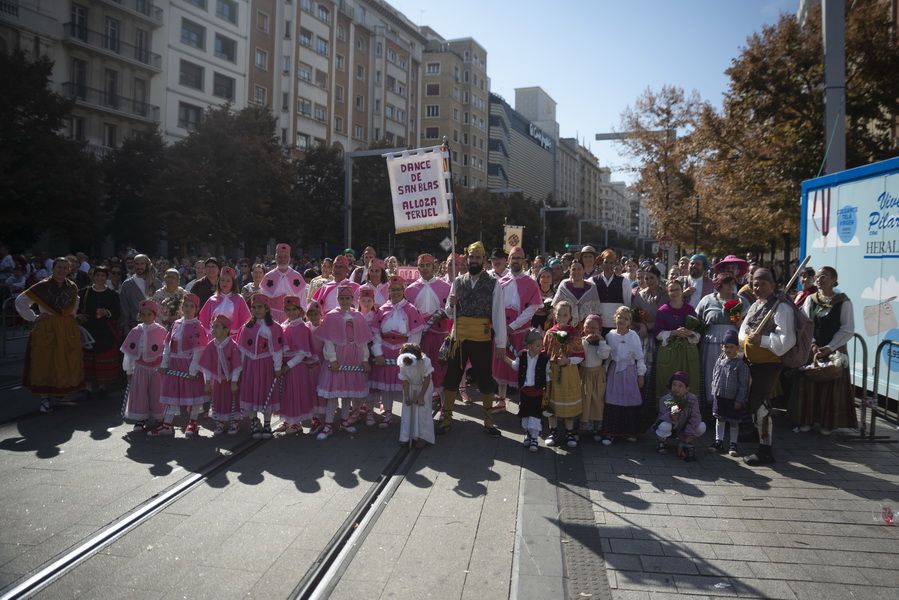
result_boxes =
[680,254,715,309]
[119,254,157,330]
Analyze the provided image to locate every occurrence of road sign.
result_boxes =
[658,236,674,251]
[439,237,453,252]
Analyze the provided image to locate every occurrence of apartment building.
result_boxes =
[558,137,603,221]
[487,92,554,203]
[417,26,488,188]
[247,0,297,146]
[1,0,165,154]
[514,86,560,200]
[293,0,425,153]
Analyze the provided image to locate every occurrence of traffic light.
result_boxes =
[564,242,571,249]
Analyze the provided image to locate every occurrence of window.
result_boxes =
[335,85,344,102]
[281,128,287,144]
[463,111,469,124]
[184,0,206,7]
[315,36,328,56]
[254,85,267,105]
[283,55,290,74]
[337,25,346,42]
[335,54,344,71]
[313,137,325,148]
[256,10,269,32]
[452,129,458,142]
[314,69,327,89]
[181,19,205,49]
[71,4,88,41]
[355,36,366,51]
[463,70,469,83]
[297,62,312,82]
[255,48,268,70]
[135,28,149,63]
[103,17,120,53]
[178,102,202,131]
[179,60,204,90]
[355,65,365,80]
[71,58,87,99]
[335,116,343,133]
[296,132,309,150]
[282,92,289,111]
[354,124,364,139]
[216,0,237,25]
[104,68,118,108]
[386,47,395,63]
[452,108,459,121]
[374,98,381,114]
[103,123,117,147]
[285,21,291,39]
[299,28,312,48]
[301,0,313,13]
[69,116,85,141]
[376,42,382,56]
[374,70,381,85]
[462,133,468,145]
[385,104,394,120]
[426,62,440,75]
[355,95,364,111]
[425,105,439,117]
[425,127,439,139]
[317,4,330,22]
[426,83,439,96]
[213,72,235,100]
[314,103,326,122]
[297,97,312,116]
[214,34,236,62]
[133,78,147,113]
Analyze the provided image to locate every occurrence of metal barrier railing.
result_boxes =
[1,296,30,357]
[869,339,899,441]
[846,333,869,437]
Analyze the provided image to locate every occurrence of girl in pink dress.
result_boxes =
[199,314,243,435]
[237,293,284,439]
[370,276,426,429]
[314,284,372,440]
[355,287,378,426]
[198,266,251,339]
[277,296,318,434]
[305,301,327,435]
[121,299,168,431]
[151,293,209,437]
[360,258,389,308]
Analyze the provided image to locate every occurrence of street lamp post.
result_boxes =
[540,205,574,255]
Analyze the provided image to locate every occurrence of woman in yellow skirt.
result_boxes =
[15,257,85,412]
[543,300,583,448]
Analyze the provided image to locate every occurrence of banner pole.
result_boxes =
[441,136,457,280]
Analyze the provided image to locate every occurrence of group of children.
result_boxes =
[118,286,750,459]
[507,301,749,461]
[119,286,435,447]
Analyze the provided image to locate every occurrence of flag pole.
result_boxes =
[440,136,457,280]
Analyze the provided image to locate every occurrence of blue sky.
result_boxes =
[390,0,800,182]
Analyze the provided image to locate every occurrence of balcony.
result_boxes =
[62,82,160,122]
[97,0,162,27]
[0,0,59,34]
[63,23,162,71]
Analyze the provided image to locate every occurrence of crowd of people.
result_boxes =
[8,240,857,465]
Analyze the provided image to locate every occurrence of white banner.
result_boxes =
[385,146,451,234]
[504,225,524,254]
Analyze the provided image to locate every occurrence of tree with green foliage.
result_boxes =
[292,144,345,251]
[0,49,102,251]
[156,104,294,255]
[103,127,166,251]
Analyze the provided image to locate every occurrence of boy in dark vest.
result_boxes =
[503,328,550,452]
[739,268,797,466]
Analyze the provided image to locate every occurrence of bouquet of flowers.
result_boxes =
[684,314,704,334]
[723,299,743,325]
[664,394,688,416]
[631,307,647,324]
[550,329,570,382]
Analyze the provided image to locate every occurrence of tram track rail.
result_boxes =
[0,405,441,599]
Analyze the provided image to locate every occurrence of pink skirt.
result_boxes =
[124,363,163,421]
[280,355,316,423]
[317,343,369,399]
[421,330,447,391]
[239,355,280,412]
[160,356,207,407]
[492,330,527,387]
[370,345,402,392]
[211,381,238,421]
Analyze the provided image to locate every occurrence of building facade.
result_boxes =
[487,92,554,203]
[417,26,488,188]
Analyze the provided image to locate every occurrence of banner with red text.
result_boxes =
[385,146,451,234]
